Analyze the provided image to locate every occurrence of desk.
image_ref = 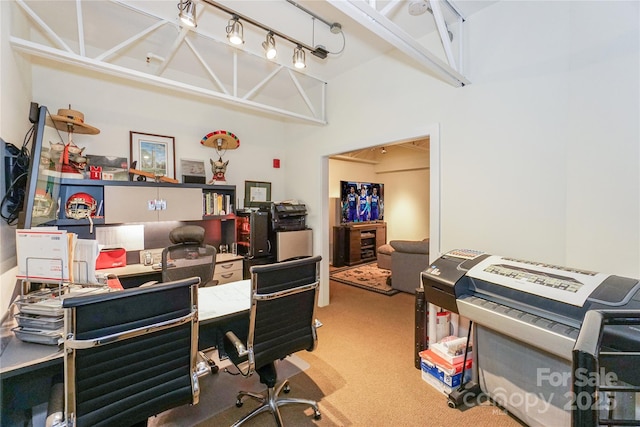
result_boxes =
[1,279,251,424]
[98,253,243,288]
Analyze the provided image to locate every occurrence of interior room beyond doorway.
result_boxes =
[328,138,432,266]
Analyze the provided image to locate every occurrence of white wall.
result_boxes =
[30,62,289,208]
[285,1,639,281]
[0,0,35,315]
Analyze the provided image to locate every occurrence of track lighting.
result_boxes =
[262,32,277,60]
[178,0,197,28]
[226,17,244,45]
[202,0,344,71]
[293,46,306,69]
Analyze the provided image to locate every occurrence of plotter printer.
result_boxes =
[421,249,640,427]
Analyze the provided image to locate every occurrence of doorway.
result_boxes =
[319,124,441,307]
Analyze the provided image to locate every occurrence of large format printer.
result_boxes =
[421,249,640,427]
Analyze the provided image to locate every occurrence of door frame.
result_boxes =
[319,123,441,306]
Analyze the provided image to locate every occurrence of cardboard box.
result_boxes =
[422,367,455,395]
[418,348,472,376]
[421,359,469,389]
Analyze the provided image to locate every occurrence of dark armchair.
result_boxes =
[46,277,205,427]
[223,255,323,426]
[162,225,218,287]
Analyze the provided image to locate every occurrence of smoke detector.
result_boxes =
[408,1,431,16]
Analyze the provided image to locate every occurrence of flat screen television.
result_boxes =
[339,180,384,224]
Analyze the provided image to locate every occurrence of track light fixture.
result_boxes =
[177,0,197,28]
[226,16,244,45]
[201,0,344,71]
[293,46,306,69]
[262,32,277,60]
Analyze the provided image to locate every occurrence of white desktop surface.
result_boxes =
[198,279,250,321]
[1,279,251,376]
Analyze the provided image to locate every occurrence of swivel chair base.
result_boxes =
[233,379,321,427]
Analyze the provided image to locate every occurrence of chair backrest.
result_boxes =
[162,225,217,287]
[248,255,322,371]
[61,277,200,427]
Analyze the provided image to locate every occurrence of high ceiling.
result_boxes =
[10,0,496,123]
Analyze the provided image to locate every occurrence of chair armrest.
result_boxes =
[390,239,430,254]
[225,330,248,357]
[195,351,213,377]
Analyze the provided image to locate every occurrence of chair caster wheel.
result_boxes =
[284,384,291,394]
[236,400,243,408]
[210,365,219,374]
[314,411,321,420]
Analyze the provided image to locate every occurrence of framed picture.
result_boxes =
[130,131,176,179]
[180,158,206,176]
[244,180,271,207]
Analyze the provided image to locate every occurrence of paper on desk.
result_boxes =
[16,229,71,282]
[73,239,100,284]
[198,280,251,321]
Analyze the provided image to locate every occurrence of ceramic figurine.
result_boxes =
[209,157,229,184]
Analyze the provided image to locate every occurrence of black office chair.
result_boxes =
[162,225,218,287]
[46,277,206,427]
[223,255,323,427]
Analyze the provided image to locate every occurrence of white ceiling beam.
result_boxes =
[15,0,73,53]
[243,66,283,100]
[155,25,191,76]
[95,20,166,62]
[429,0,456,70]
[75,0,86,56]
[287,69,317,118]
[10,37,327,125]
[327,0,470,87]
[379,0,403,17]
[184,37,229,95]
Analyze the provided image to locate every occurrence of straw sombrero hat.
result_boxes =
[49,107,100,135]
[200,130,240,150]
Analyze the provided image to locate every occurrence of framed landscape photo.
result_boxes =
[130,131,176,179]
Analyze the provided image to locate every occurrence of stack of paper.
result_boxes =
[16,229,73,283]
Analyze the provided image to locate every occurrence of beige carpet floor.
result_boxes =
[188,279,526,427]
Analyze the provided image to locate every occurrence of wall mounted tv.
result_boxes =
[340,180,384,224]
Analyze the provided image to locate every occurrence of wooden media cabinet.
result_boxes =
[332,222,386,267]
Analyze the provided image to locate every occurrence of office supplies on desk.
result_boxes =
[13,285,110,345]
[72,239,99,282]
[95,247,126,269]
[16,229,72,282]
